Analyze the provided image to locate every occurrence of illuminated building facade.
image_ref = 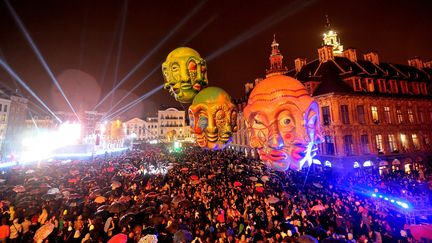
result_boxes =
[3,94,28,156]
[158,107,186,141]
[144,117,159,141]
[232,25,432,173]
[0,95,11,156]
[125,118,146,140]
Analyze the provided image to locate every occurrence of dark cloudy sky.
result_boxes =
[0,0,431,119]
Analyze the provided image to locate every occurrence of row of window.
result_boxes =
[321,132,428,156]
[0,104,8,113]
[159,116,184,120]
[350,77,428,95]
[322,104,432,125]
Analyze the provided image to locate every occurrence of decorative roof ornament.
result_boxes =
[322,15,343,56]
[266,34,288,77]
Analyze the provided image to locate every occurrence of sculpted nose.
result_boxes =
[180,68,190,82]
[268,134,284,149]
[206,125,217,134]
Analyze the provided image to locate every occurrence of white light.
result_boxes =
[312,159,321,165]
[363,160,373,167]
[353,161,360,168]
[325,160,332,167]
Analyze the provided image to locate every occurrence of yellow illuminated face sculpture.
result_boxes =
[189,87,237,150]
[162,47,208,103]
[243,75,323,171]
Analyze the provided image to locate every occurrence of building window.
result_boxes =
[3,105,6,112]
[371,106,379,123]
[412,134,420,150]
[324,135,335,155]
[361,134,369,154]
[389,80,398,93]
[407,108,414,123]
[322,106,331,125]
[340,105,350,124]
[396,107,404,123]
[0,104,2,111]
[420,83,428,95]
[384,106,391,124]
[343,135,354,155]
[418,108,425,123]
[366,78,375,92]
[377,79,387,93]
[424,136,430,147]
[388,134,398,152]
[357,105,365,124]
[375,134,384,153]
[400,133,409,151]
[411,82,420,94]
[400,81,409,94]
[352,78,362,92]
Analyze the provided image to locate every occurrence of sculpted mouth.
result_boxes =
[260,150,288,162]
[206,133,218,142]
[181,83,192,89]
[219,133,232,142]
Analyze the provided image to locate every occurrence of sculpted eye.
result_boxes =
[188,60,197,71]
[198,115,208,131]
[282,118,291,125]
[251,115,266,129]
[215,110,225,120]
[278,111,295,129]
[171,63,179,72]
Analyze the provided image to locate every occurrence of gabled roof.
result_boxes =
[308,61,353,96]
[287,53,432,98]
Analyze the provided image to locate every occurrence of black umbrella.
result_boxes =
[119,213,136,227]
[108,202,128,214]
[41,193,57,201]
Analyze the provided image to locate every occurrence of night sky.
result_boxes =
[0,0,431,119]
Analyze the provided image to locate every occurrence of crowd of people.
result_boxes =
[0,143,430,243]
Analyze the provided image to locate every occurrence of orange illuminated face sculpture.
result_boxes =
[243,75,323,171]
[189,87,237,150]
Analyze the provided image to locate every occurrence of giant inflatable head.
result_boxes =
[162,47,208,103]
[243,75,323,171]
[189,87,237,150]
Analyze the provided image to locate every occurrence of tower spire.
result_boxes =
[266,34,287,78]
[325,14,330,30]
[322,15,343,56]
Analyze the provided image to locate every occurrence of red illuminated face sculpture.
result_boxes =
[243,75,323,171]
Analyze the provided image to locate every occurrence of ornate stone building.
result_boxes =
[158,107,186,141]
[125,118,146,140]
[231,26,432,173]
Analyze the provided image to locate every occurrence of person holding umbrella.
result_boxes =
[0,218,9,243]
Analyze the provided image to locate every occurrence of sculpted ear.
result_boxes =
[305,102,324,144]
[162,63,169,87]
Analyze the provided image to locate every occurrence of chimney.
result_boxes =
[343,48,357,62]
[294,58,307,72]
[424,60,432,69]
[364,52,379,65]
[408,57,423,69]
[318,45,334,62]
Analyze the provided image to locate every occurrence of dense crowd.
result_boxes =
[0,143,430,243]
